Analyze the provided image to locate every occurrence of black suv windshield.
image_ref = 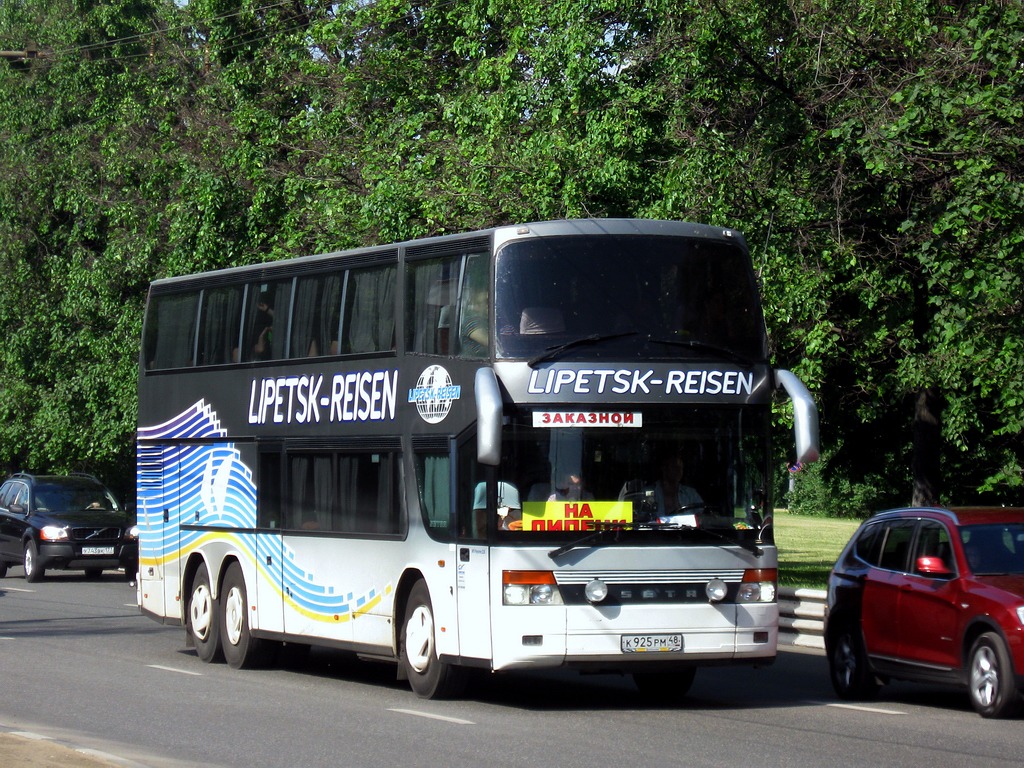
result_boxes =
[33,478,120,514]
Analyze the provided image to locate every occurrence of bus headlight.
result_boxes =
[738,569,777,603]
[502,570,564,606]
[584,578,609,604]
[706,578,728,602]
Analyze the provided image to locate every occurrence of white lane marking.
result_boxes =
[388,708,475,725]
[1,586,34,592]
[819,701,906,715]
[147,664,203,676]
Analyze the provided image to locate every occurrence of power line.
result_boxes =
[0,42,45,62]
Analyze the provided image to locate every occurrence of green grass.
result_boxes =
[773,509,862,590]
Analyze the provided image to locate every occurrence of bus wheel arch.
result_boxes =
[399,578,467,699]
[219,558,274,669]
[184,555,223,663]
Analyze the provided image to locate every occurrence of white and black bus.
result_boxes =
[136,218,819,699]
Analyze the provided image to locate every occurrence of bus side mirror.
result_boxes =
[476,367,503,466]
[775,369,820,465]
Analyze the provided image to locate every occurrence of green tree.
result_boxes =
[629,1,1024,505]
[0,0,1020,510]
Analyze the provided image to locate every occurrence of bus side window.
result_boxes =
[456,253,490,359]
[278,451,402,535]
[286,454,333,531]
[258,451,282,529]
[244,280,292,362]
[456,438,484,539]
[416,453,451,535]
[407,257,456,355]
[197,286,243,365]
[145,292,199,370]
[290,273,342,359]
[343,265,396,354]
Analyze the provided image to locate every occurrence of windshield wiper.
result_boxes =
[528,332,639,367]
[648,521,764,557]
[548,523,636,559]
[646,336,753,365]
[548,520,764,558]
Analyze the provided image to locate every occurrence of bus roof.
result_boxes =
[149,218,748,288]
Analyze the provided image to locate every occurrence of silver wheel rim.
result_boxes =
[23,546,33,576]
[405,604,434,674]
[971,645,998,708]
[190,583,214,641]
[224,585,245,646]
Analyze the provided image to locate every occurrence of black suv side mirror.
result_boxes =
[8,502,26,516]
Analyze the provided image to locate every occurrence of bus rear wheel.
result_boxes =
[221,562,273,669]
[401,581,467,699]
[187,562,223,663]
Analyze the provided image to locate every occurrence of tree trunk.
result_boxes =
[911,387,943,506]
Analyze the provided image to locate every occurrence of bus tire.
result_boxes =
[401,580,467,699]
[633,668,696,702]
[220,561,273,670]
[187,562,223,663]
[968,632,1021,718]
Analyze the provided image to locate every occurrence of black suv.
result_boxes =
[0,473,137,582]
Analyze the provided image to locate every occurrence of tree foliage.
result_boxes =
[0,0,1020,507]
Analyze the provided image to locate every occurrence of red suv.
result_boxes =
[825,507,1024,718]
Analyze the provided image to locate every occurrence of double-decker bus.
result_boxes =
[136,218,818,699]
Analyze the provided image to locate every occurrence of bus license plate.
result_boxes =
[621,634,683,653]
[81,546,114,556]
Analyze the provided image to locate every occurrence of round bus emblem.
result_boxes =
[410,365,460,424]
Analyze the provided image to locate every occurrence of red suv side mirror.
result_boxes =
[916,555,953,577]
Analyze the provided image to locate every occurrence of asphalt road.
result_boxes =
[2,569,1023,768]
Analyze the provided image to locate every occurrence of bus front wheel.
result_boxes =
[401,581,467,699]
[187,562,223,663]
[220,562,273,669]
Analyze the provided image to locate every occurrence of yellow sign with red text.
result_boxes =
[521,500,633,531]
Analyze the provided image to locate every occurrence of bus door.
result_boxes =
[455,452,492,661]
[255,449,285,636]
[137,442,182,622]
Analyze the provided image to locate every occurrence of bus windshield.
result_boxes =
[493,405,771,544]
[495,235,767,362]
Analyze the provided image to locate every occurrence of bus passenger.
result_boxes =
[649,447,703,525]
[472,481,522,534]
[548,473,593,502]
[252,293,275,360]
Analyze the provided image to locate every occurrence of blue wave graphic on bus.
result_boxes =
[137,400,388,623]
